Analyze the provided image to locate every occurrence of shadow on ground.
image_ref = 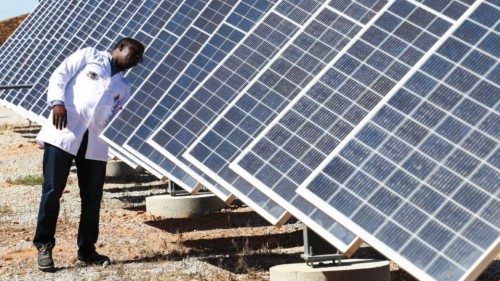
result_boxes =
[105,183,166,193]
[13,124,41,139]
[182,230,303,255]
[115,231,303,274]
[203,252,303,274]
[104,172,160,184]
[145,210,278,233]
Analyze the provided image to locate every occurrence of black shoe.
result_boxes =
[37,243,54,272]
[77,250,111,266]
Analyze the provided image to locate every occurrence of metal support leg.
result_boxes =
[301,226,346,268]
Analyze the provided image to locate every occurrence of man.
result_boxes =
[33,38,144,272]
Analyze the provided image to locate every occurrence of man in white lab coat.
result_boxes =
[33,38,144,272]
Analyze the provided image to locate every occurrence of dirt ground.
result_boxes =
[0,106,498,281]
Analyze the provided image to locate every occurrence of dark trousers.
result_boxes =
[33,131,106,254]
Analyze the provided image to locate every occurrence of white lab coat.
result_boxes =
[36,47,131,161]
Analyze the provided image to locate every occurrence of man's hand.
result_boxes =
[52,105,67,130]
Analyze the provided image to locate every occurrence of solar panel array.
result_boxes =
[0,0,498,280]
[102,0,299,225]
[180,0,390,251]
[232,1,499,280]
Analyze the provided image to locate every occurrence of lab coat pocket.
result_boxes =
[91,105,114,133]
[63,107,82,134]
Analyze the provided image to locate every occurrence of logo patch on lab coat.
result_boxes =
[87,71,99,80]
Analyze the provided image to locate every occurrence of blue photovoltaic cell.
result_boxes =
[148,0,325,220]
[120,0,277,194]
[0,0,53,82]
[235,0,459,211]
[186,0,389,250]
[3,0,91,106]
[0,0,73,102]
[102,0,244,192]
[415,0,472,20]
[297,2,499,281]
[100,0,209,154]
[0,0,56,82]
[0,2,54,108]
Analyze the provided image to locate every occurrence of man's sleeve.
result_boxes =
[46,47,91,106]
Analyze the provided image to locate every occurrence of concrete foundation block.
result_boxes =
[146,193,226,218]
[106,159,140,178]
[270,259,390,281]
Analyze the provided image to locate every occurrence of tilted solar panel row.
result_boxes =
[232,1,498,280]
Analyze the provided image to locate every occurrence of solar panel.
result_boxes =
[120,0,273,189]
[182,0,396,251]
[0,0,53,82]
[233,0,466,200]
[2,1,82,97]
[101,0,243,190]
[0,0,66,108]
[0,0,56,82]
[234,1,498,280]
[1,0,497,278]
[145,0,335,223]
[102,0,282,205]
[1,5,46,106]
[4,0,93,111]
[99,0,210,179]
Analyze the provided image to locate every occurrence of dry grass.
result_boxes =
[5,175,43,186]
[175,229,185,252]
[67,176,75,185]
[5,175,74,188]
[0,204,13,215]
[0,123,13,132]
[60,197,70,225]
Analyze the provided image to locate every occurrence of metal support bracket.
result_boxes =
[167,180,213,197]
[301,226,346,268]
[0,84,34,90]
[167,180,190,196]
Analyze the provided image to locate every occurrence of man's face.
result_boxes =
[114,43,144,70]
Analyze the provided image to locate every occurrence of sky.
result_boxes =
[0,0,38,20]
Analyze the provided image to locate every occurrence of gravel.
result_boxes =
[0,106,302,281]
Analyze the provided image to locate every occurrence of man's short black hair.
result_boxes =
[114,38,145,52]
